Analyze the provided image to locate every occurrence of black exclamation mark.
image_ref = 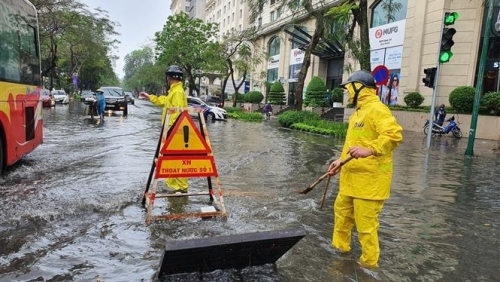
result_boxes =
[183,125,189,148]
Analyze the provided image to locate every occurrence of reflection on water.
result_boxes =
[0,101,499,281]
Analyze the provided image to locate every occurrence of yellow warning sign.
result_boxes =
[160,111,212,155]
[155,156,218,178]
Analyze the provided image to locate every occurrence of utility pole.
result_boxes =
[465,0,496,156]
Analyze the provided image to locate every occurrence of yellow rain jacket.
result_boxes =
[148,81,189,191]
[148,81,188,127]
[339,84,403,200]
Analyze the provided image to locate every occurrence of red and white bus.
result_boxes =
[0,0,43,172]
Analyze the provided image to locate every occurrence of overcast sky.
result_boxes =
[81,0,172,79]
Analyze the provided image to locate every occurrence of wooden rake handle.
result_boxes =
[299,155,354,195]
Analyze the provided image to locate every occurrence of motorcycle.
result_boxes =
[423,115,462,139]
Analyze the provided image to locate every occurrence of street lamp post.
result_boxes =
[195,69,203,97]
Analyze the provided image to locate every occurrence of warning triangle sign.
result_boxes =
[160,111,212,155]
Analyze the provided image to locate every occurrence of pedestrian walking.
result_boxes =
[327,70,403,269]
[140,65,189,193]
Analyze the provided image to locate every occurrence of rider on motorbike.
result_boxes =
[434,104,446,126]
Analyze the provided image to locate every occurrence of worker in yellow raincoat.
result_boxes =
[140,65,189,193]
[327,70,403,269]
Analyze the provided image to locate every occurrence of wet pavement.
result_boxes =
[0,99,499,281]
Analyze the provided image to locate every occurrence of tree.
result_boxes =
[123,47,155,82]
[200,28,263,107]
[122,47,164,94]
[328,0,397,72]
[304,76,328,107]
[154,12,219,96]
[32,0,119,90]
[246,0,332,110]
[268,81,286,105]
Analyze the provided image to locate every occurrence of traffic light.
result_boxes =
[440,12,458,63]
[423,67,437,88]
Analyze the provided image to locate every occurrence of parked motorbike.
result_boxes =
[423,115,462,139]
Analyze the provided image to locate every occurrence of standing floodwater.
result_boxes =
[0,100,499,281]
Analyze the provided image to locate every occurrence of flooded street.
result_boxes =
[0,99,499,282]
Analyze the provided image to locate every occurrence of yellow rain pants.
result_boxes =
[333,194,384,267]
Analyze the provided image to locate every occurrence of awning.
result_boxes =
[284,26,344,59]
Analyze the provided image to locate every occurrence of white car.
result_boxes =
[51,89,67,104]
[187,96,227,121]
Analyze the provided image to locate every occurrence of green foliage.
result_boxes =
[268,81,286,105]
[226,108,263,121]
[481,91,500,115]
[449,86,475,113]
[331,88,344,103]
[35,1,119,90]
[122,48,164,94]
[304,76,328,107]
[224,107,243,113]
[155,12,219,93]
[278,110,347,138]
[235,93,245,102]
[290,121,348,138]
[327,1,371,70]
[277,110,321,128]
[403,92,425,108]
[244,91,264,103]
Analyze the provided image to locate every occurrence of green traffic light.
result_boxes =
[444,12,459,25]
[439,51,453,63]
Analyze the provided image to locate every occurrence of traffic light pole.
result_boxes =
[426,15,447,149]
[465,0,495,156]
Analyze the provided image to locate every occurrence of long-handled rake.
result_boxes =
[298,155,354,195]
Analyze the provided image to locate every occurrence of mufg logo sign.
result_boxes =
[375,26,399,39]
[369,19,406,50]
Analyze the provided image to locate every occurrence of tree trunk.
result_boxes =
[294,10,325,110]
[231,70,247,96]
[357,0,371,70]
[217,73,230,106]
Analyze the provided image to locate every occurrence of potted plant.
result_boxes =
[331,87,343,108]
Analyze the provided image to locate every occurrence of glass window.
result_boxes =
[267,69,279,82]
[270,11,275,22]
[268,36,280,56]
[371,0,408,28]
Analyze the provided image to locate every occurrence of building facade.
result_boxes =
[205,0,251,40]
[249,0,489,107]
[170,0,189,15]
[171,0,207,19]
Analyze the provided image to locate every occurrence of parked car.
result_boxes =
[41,89,55,107]
[187,96,227,121]
[80,90,94,102]
[123,91,135,105]
[51,89,67,104]
[97,86,128,116]
[200,95,223,107]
